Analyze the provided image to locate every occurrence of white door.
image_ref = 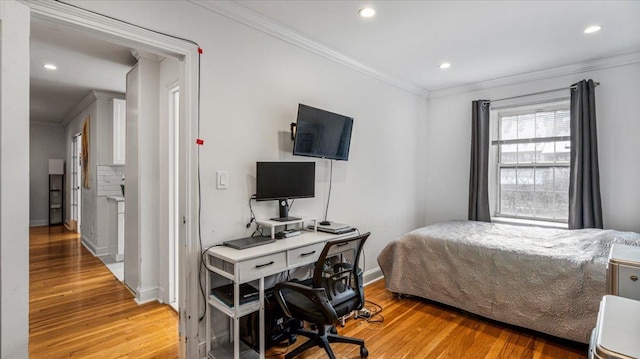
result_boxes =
[71,133,82,232]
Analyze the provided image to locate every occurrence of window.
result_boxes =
[493,101,570,222]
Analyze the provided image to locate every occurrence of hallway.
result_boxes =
[29,226,178,358]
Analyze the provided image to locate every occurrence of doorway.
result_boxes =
[22,2,201,358]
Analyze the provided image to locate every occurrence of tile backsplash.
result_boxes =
[97,165,125,197]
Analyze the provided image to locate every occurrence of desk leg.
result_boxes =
[259,277,265,359]
[233,316,240,359]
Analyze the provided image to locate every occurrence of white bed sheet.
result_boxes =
[377,220,640,343]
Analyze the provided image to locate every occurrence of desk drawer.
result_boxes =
[238,252,286,282]
[327,240,356,256]
[289,243,324,267]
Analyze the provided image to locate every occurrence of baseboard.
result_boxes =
[30,219,48,227]
[134,286,159,305]
[364,266,383,286]
[157,286,166,304]
[80,237,109,257]
[111,253,124,262]
[199,339,207,359]
[81,237,98,256]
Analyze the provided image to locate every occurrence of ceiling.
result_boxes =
[30,1,640,124]
[235,0,640,92]
[30,19,136,124]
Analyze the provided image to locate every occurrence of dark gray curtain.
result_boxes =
[569,79,603,229]
[468,100,491,222]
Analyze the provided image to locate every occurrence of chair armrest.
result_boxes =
[274,281,338,323]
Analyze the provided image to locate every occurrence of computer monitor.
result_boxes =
[255,161,315,221]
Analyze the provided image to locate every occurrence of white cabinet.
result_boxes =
[112,98,126,165]
[589,295,640,358]
[107,196,125,262]
[607,244,640,301]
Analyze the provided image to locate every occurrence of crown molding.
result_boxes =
[62,90,97,126]
[189,0,429,98]
[30,120,65,127]
[61,90,121,126]
[131,49,163,62]
[22,0,197,59]
[428,51,640,99]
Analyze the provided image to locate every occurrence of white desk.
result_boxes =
[204,229,357,359]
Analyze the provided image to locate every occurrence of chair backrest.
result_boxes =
[312,232,370,309]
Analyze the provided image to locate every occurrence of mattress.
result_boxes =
[377,220,640,343]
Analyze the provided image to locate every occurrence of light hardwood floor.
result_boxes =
[30,226,587,358]
[266,279,587,359]
[29,225,179,358]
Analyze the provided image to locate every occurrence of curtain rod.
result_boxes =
[486,82,600,104]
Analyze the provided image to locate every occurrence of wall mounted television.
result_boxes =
[293,104,353,161]
[255,161,315,222]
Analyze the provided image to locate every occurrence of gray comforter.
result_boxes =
[377,221,640,343]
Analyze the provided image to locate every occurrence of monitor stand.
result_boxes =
[270,199,301,222]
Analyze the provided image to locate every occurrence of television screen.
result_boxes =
[255,162,315,201]
[293,104,353,161]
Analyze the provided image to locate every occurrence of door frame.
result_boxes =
[71,132,82,232]
[22,1,200,358]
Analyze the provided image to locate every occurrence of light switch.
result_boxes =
[216,171,228,190]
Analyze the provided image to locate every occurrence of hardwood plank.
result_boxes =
[28,226,179,359]
[30,226,587,358]
[266,280,588,359]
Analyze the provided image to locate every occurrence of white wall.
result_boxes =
[157,57,179,304]
[29,123,66,226]
[425,62,640,233]
[0,1,30,357]
[65,97,99,250]
[64,92,125,255]
[69,0,428,274]
[124,55,162,303]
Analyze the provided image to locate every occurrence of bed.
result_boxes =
[377,220,640,343]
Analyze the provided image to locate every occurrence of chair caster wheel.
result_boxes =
[329,326,337,334]
[360,346,368,358]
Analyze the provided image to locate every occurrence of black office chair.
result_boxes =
[274,232,370,359]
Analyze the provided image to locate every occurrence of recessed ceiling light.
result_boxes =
[358,7,376,18]
[584,25,601,34]
[43,64,57,70]
[439,62,451,69]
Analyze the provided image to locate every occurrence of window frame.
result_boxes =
[491,100,571,224]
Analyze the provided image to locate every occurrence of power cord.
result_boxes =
[246,194,257,229]
[323,159,334,222]
[357,300,384,324]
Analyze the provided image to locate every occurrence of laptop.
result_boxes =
[223,236,276,250]
[211,282,259,307]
